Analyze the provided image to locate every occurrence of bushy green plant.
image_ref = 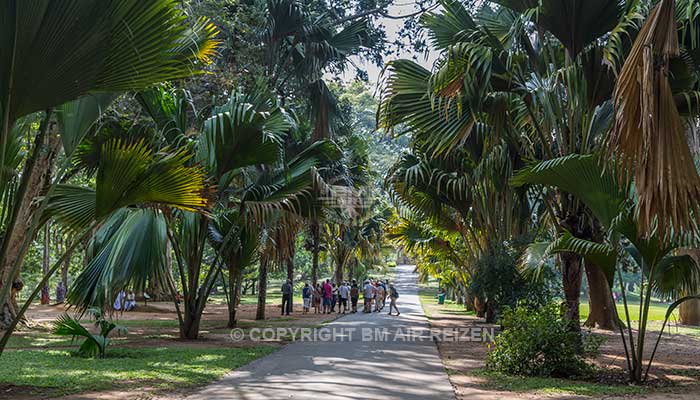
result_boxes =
[486,303,593,378]
[470,241,557,321]
[52,308,127,358]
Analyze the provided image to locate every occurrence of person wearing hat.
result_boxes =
[388,282,400,316]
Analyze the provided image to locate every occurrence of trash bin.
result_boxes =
[437,292,446,304]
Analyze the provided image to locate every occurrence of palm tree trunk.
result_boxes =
[311,220,320,286]
[679,250,700,325]
[560,252,583,335]
[227,258,243,328]
[229,267,244,327]
[61,241,71,290]
[348,258,355,282]
[286,253,294,313]
[0,125,61,329]
[584,262,620,330]
[41,224,50,305]
[256,256,269,320]
[679,300,700,326]
[335,259,344,284]
[181,304,202,339]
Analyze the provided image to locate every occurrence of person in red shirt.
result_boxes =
[322,279,333,314]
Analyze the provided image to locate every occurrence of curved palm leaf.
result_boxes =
[0,0,219,130]
[67,209,169,311]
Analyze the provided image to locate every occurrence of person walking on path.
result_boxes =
[388,283,400,316]
[363,280,374,313]
[281,279,293,315]
[338,281,350,314]
[350,280,359,313]
[322,279,333,314]
[302,283,312,313]
[375,282,386,312]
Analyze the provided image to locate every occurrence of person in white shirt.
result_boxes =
[113,290,126,311]
[363,280,375,313]
[124,291,136,311]
[338,282,350,314]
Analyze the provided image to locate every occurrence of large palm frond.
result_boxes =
[67,209,169,311]
[0,0,219,134]
[44,139,208,232]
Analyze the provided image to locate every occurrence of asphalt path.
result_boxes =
[188,264,455,400]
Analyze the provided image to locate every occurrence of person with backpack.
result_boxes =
[388,282,400,316]
[302,282,312,313]
[350,280,359,313]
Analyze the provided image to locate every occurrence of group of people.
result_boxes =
[113,290,137,311]
[298,278,400,316]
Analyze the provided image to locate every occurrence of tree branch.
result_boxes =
[334,3,437,24]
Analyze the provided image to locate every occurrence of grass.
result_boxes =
[418,286,475,319]
[470,369,646,397]
[0,346,276,396]
[579,300,676,322]
[6,333,79,349]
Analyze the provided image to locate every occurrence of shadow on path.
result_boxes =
[186,264,455,400]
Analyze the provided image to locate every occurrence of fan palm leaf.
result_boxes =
[606,0,700,239]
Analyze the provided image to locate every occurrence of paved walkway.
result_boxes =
[188,264,455,400]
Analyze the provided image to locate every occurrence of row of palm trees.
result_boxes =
[0,0,387,354]
[379,0,700,383]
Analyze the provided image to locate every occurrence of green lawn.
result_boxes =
[418,287,475,318]
[470,369,645,397]
[0,346,276,396]
[579,300,676,322]
[6,333,80,349]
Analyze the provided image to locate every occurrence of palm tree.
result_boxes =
[513,153,700,382]
[0,0,219,330]
[254,0,375,286]
[66,84,340,335]
[0,138,209,355]
[379,0,700,330]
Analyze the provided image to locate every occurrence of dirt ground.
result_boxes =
[17,299,337,348]
[422,300,700,399]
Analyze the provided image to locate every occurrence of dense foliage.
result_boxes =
[486,303,594,378]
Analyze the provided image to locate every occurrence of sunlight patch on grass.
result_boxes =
[0,346,276,396]
[579,301,676,322]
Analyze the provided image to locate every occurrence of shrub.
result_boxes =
[485,303,593,378]
[52,308,127,358]
[470,241,557,321]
